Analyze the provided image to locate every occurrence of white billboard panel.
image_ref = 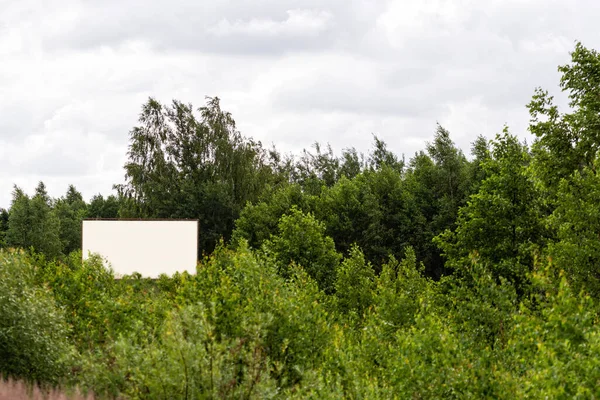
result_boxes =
[82,219,198,278]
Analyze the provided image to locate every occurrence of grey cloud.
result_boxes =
[42,0,385,55]
[0,105,38,141]
[382,66,438,88]
[0,103,57,143]
[4,130,124,178]
[17,151,93,177]
[0,130,127,207]
[270,0,597,121]
[3,0,600,208]
[273,74,445,118]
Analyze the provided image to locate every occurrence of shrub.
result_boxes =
[0,249,75,384]
[263,207,341,293]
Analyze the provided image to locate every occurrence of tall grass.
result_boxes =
[0,378,96,400]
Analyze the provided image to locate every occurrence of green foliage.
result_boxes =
[4,237,600,399]
[368,134,404,173]
[34,251,117,348]
[521,43,600,297]
[7,42,600,399]
[6,187,31,248]
[7,183,62,258]
[317,175,379,258]
[84,304,279,399]
[235,165,422,275]
[318,294,493,398]
[0,208,8,248]
[263,207,341,293]
[404,124,472,277]
[293,142,341,194]
[116,97,283,254]
[0,249,74,384]
[291,135,400,195]
[546,159,600,296]
[186,244,331,388]
[87,194,120,219]
[335,245,375,318]
[442,254,518,348]
[227,124,471,279]
[436,130,545,287]
[425,125,470,218]
[54,185,87,255]
[77,242,332,397]
[529,42,600,201]
[232,184,315,249]
[495,263,600,397]
[468,135,492,194]
[338,147,364,180]
[374,247,435,332]
[35,251,171,353]
[320,166,420,270]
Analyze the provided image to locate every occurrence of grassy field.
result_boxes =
[0,378,96,400]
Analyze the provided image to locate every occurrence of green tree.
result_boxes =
[30,182,62,257]
[0,208,8,248]
[235,164,421,273]
[317,175,381,261]
[436,130,545,288]
[55,185,87,254]
[546,159,600,296]
[440,253,518,348]
[87,194,120,219]
[526,42,600,296]
[5,187,30,249]
[263,207,341,293]
[497,264,600,397]
[468,135,491,194]
[529,42,600,200]
[6,183,62,258]
[368,135,404,173]
[291,136,400,196]
[232,184,315,249]
[116,97,282,255]
[404,124,471,278]
[293,142,340,194]
[373,247,434,333]
[0,249,74,383]
[424,124,471,236]
[338,147,364,180]
[335,245,375,318]
[318,166,421,270]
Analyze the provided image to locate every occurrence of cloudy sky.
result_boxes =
[1,0,598,208]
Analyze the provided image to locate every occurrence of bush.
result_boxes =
[335,245,375,319]
[263,207,341,293]
[0,249,75,384]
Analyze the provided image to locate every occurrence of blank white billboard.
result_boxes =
[82,219,198,278]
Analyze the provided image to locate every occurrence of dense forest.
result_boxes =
[2,43,600,398]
